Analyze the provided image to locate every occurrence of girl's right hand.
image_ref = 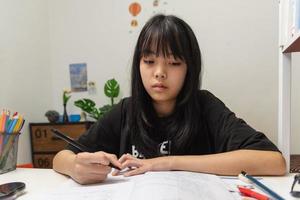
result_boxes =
[70,151,122,185]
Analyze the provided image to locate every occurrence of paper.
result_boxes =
[31,171,237,200]
[221,177,254,192]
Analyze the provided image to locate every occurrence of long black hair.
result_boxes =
[130,14,202,158]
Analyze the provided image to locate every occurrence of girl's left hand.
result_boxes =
[112,153,154,177]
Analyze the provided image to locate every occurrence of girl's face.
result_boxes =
[140,51,187,106]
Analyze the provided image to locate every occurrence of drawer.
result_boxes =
[30,123,89,152]
[33,153,55,168]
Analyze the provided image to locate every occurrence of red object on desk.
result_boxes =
[238,186,269,200]
[17,163,34,168]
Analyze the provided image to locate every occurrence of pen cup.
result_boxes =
[0,132,20,174]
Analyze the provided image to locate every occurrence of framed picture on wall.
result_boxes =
[69,63,88,92]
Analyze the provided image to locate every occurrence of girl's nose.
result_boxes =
[154,65,167,80]
[155,73,166,80]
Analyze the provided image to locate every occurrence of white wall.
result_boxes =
[48,0,279,143]
[48,0,149,115]
[0,0,52,163]
[3,0,294,164]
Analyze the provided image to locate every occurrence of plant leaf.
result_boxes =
[74,99,96,113]
[73,78,121,120]
[104,79,119,98]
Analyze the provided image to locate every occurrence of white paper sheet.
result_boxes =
[31,171,237,200]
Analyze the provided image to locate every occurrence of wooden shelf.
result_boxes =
[29,122,93,168]
[283,31,300,53]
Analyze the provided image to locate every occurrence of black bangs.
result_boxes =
[138,15,188,61]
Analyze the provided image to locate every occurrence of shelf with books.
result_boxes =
[278,0,300,172]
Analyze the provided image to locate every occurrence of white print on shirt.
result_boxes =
[131,140,171,158]
[159,141,170,155]
[132,145,145,158]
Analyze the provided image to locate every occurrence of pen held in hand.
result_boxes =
[50,128,121,170]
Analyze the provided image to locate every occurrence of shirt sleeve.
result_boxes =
[65,99,124,155]
[201,90,280,153]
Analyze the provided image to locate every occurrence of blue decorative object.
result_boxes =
[69,114,81,122]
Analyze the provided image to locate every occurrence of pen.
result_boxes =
[241,171,284,200]
[50,128,121,170]
[238,186,269,200]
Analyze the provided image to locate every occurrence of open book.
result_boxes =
[31,171,237,200]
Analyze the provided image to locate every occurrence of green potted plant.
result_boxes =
[74,78,120,120]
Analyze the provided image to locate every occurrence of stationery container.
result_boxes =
[0,132,20,174]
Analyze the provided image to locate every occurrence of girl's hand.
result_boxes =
[70,151,122,184]
[112,154,173,177]
[112,153,152,177]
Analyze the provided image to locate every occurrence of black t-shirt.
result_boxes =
[66,90,279,158]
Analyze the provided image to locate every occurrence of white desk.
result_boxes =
[261,174,298,199]
[1,168,299,199]
[1,168,69,199]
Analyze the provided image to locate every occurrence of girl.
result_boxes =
[53,14,286,185]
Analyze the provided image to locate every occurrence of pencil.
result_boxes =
[238,186,269,200]
[241,171,284,200]
[50,128,121,170]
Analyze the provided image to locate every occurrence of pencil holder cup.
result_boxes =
[0,132,20,174]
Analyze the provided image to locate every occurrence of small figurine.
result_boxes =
[45,110,60,123]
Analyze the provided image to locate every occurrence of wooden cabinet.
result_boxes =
[29,122,93,168]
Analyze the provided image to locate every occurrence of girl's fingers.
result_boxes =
[73,160,111,175]
[94,151,115,165]
[87,164,112,175]
[76,152,109,165]
[104,152,122,169]
[122,159,142,169]
[112,167,135,176]
[113,158,142,176]
[76,152,122,169]
[111,169,119,176]
[72,151,122,184]
[118,153,136,163]
[124,167,145,177]
[112,153,146,176]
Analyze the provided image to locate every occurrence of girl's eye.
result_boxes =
[170,62,181,66]
[143,60,154,64]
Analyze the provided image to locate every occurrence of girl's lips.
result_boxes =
[152,83,167,88]
[152,83,167,92]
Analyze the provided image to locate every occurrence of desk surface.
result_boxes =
[1,168,299,200]
[1,168,68,199]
